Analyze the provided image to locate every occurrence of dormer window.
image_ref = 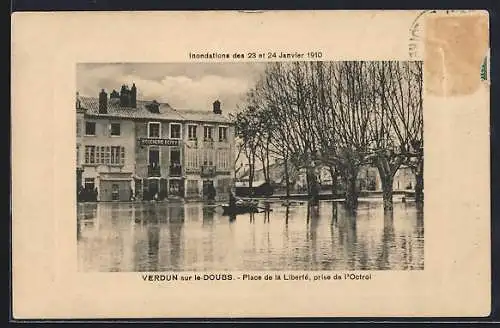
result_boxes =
[146,100,160,113]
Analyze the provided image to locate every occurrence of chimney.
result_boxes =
[75,92,81,109]
[109,89,120,106]
[110,89,120,99]
[120,84,130,107]
[130,83,137,108]
[99,89,108,114]
[213,100,221,114]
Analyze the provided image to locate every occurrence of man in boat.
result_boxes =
[208,184,216,203]
[229,187,237,208]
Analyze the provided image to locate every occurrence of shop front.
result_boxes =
[98,172,133,201]
[140,177,168,201]
[168,178,184,198]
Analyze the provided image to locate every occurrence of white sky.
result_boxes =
[77,62,266,113]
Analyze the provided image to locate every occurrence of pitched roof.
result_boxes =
[78,96,232,124]
[174,109,232,124]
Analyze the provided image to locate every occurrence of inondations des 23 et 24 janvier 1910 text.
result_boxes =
[188,51,324,60]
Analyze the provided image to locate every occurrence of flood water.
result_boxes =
[77,200,424,272]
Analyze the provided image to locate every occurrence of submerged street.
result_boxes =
[77,200,424,272]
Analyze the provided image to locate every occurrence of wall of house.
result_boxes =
[81,118,136,181]
[183,122,234,199]
[393,166,416,191]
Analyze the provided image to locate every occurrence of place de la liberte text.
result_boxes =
[141,273,373,282]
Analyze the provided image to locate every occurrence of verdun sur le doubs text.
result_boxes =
[141,272,373,282]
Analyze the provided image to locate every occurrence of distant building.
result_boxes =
[393,165,416,191]
[76,83,235,202]
[236,161,416,195]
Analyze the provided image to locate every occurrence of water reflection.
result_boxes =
[377,210,395,270]
[77,200,424,272]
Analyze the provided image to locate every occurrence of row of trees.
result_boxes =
[232,61,423,211]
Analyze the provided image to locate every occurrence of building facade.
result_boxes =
[76,93,85,198]
[76,84,235,202]
[237,162,416,195]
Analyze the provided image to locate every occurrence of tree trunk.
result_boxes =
[284,158,290,198]
[306,167,319,205]
[381,174,394,211]
[343,167,359,211]
[265,140,271,183]
[249,152,256,190]
[261,158,268,183]
[329,166,338,199]
[415,160,424,205]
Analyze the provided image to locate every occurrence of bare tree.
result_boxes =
[368,61,423,210]
[233,100,260,190]
[330,61,373,210]
[234,60,423,211]
[263,62,327,203]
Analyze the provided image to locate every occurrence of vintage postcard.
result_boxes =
[11,10,490,318]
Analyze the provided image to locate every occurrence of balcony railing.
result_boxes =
[201,164,216,177]
[148,165,161,177]
[203,139,214,148]
[169,164,182,177]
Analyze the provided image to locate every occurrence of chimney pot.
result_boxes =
[130,83,137,108]
[99,89,108,114]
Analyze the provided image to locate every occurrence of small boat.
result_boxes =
[221,203,260,216]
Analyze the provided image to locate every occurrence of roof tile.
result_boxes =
[79,96,231,124]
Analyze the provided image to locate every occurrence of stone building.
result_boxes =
[76,83,235,202]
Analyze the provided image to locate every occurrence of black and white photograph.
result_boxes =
[76,61,424,272]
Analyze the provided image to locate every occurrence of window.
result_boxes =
[218,126,228,142]
[110,123,121,136]
[148,122,161,138]
[105,146,110,164]
[85,145,96,164]
[188,125,197,140]
[100,146,105,164]
[84,178,95,190]
[186,149,199,169]
[203,149,214,165]
[76,119,81,137]
[204,126,213,141]
[110,146,124,165]
[217,150,229,169]
[170,123,181,139]
[96,146,101,164]
[85,122,96,136]
[84,145,125,165]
